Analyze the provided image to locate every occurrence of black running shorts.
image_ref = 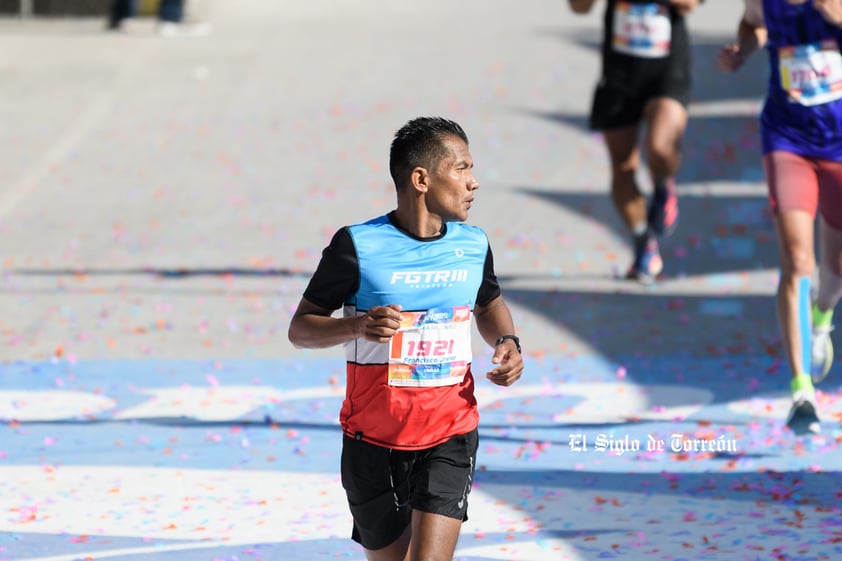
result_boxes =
[340,429,479,551]
[589,64,691,131]
[590,2,692,131]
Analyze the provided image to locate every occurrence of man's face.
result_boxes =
[426,136,479,223]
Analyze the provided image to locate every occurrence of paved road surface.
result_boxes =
[1,2,841,560]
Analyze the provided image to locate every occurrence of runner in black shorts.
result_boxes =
[341,430,479,551]
[569,0,703,282]
[288,117,524,560]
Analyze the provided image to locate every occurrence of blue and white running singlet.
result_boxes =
[303,213,501,450]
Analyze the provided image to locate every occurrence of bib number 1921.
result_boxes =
[405,339,454,357]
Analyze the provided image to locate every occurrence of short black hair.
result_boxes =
[389,117,469,189]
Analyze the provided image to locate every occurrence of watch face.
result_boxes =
[497,335,521,353]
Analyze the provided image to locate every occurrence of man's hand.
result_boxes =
[718,44,747,72]
[814,0,842,27]
[359,304,403,343]
[486,341,523,387]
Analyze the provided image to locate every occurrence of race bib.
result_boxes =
[612,2,671,59]
[388,306,472,387]
[779,40,842,106]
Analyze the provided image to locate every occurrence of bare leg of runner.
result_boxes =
[604,125,663,282]
[643,97,686,179]
[363,511,462,561]
[816,219,842,312]
[774,209,821,433]
[812,216,842,382]
[643,97,687,237]
[604,124,644,230]
[774,210,815,378]
[409,511,462,561]
[364,524,410,561]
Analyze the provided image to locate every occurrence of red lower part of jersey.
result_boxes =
[339,363,479,450]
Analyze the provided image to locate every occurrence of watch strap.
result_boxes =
[494,334,521,354]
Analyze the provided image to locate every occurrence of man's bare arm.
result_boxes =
[288,298,403,349]
[719,0,767,72]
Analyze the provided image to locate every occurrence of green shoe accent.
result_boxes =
[791,373,815,396]
[812,303,834,329]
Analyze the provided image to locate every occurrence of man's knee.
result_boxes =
[781,246,816,278]
[646,136,682,174]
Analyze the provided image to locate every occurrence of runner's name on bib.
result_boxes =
[612,2,671,59]
[779,40,842,107]
[388,307,472,387]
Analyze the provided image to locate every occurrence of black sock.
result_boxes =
[633,230,650,259]
[653,178,668,198]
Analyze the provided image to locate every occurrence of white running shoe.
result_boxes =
[811,324,834,384]
[786,392,821,436]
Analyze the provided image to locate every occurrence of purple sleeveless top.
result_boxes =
[761,0,842,160]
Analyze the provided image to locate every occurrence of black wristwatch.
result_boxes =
[494,334,521,354]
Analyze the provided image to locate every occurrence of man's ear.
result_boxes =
[410,166,429,193]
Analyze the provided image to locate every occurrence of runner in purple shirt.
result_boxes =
[720,0,842,435]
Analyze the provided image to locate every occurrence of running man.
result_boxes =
[288,117,524,560]
[720,0,842,435]
[568,0,704,282]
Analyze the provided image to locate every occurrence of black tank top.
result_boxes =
[600,0,691,88]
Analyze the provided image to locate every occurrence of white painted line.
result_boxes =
[688,98,763,117]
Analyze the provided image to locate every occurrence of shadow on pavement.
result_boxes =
[516,186,779,278]
[523,109,766,185]
[538,27,769,103]
[528,30,770,185]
